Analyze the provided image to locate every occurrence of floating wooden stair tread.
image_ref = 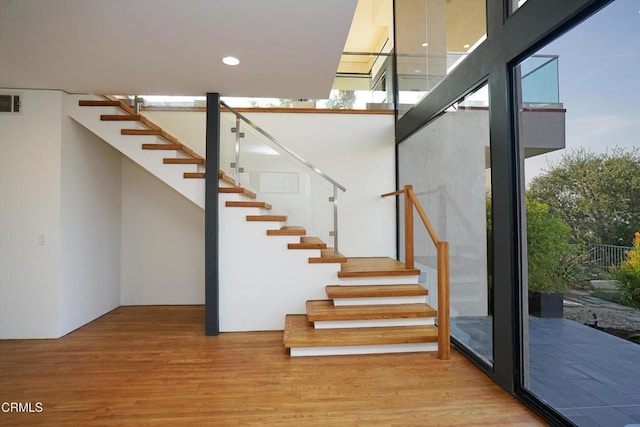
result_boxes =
[267,226,306,236]
[326,284,428,299]
[309,249,347,264]
[283,314,438,348]
[338,257,421,278]
[226,201,272,209]
[218,171,235,186]
[163,158,204,165]
[100,114,140,121]
[79,100,120,107]
[184,172,205,179]
[306,300,436,322]
[218,187,256,199]
[246,215,287,222]
[288,237,327,250]
[122,129,162,136]
[142,144,182,150]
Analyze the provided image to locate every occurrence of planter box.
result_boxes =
[529,291,563,318]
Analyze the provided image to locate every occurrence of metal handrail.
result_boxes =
[220,101,347,192]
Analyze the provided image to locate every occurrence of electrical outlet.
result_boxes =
[38,234,47,246]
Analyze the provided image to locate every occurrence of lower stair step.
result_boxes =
[283,314,438,357]
[306,299,436,323]
[338,257,420,278]
[326,284,428,306]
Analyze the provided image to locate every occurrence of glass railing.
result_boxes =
[220,101,346,253]
[519,55,560,107]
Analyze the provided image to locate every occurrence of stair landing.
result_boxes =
[338,257,420,278]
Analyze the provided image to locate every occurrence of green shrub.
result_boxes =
[611,232,640,306]
[526,199,573,293]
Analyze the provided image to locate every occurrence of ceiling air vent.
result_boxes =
[0,94,21,113]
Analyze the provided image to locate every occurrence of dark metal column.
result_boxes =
[205,92,221,336]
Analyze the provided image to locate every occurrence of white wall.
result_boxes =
[59,94,122,336]
[145,110,397,258]
[120,157,205,305]
[242,112,396,257]
[144,111,206,157]
[0,90,62,338]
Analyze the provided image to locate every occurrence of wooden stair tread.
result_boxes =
[288,236,327,250]
[267,226,306,236]
[218,187,256,199]
[283,315,438,348]
[306,300,436,321]
[184,172,205,179]
[163,158,204,164]
[217,171,235,186]
[79,100,120,106]
[122,129,162,135]
[225,201,272,209]
[142,144,182,150]
[246,215,287,222]
[338,257,420,278]
[326,284,428,299]
[100,114,140,121]
[309,249,347,264]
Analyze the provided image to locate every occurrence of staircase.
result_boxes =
[72,96,449,359]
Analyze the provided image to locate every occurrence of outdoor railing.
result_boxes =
[589,243,632,276]
[220,101,346,255]
[382,184,450,360]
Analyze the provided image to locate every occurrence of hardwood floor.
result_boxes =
[0,306,546,426]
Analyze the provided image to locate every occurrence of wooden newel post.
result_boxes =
[437,240,450,360]
[404,185,414,270]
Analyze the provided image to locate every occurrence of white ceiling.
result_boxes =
[0,0,357,99]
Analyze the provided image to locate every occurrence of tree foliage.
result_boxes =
[326,90,356,109]
[528,148,640,245]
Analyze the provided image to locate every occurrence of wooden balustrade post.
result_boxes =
[437,240,450,360]
[404,185,414,270]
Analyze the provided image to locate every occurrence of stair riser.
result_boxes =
[289,342,438,357]
[332,296,427,306]
[336,276,420,286]
[313,318,435,329]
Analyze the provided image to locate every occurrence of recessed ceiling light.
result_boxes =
[463,44,471,49]
[422,42,429,47]
[222,56,240,66]
[414,69,421,73]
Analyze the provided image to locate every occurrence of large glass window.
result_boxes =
[517,1,640,425]
[394,0,486,119]
[398,84,493,364]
